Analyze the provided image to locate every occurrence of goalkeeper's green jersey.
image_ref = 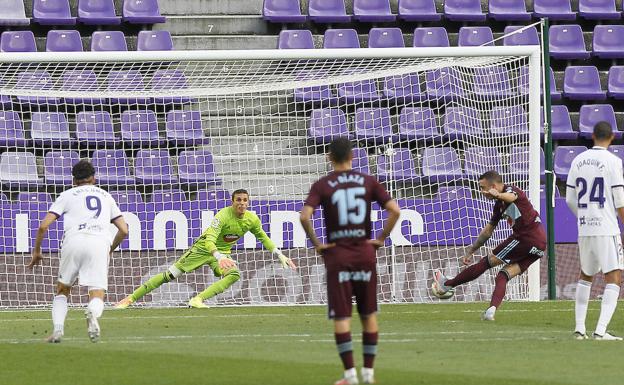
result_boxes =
[198,206,276,255]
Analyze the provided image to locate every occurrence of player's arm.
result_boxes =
[110,215,129,254]
[368,199,401,249]
[488,188,518,203]
[250,216,296,270]
[565,167,578,216]
[300,205,335,254]
[27,213,58,269]
[203,213,236,270]
[463,223,496,266]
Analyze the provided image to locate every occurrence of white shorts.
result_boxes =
[578,235,624,276]
[58,234,111,290]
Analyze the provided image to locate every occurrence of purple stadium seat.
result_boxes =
[91,31,127,51]
[33,0,76,25]
[398,107,439,142]
[196,189,230,203]
[508,147,545,179]
[75,111,119,147]
[78,0,121,25]
[18,192,52,203]
[608,66,624,99]
[421,147,464,182]
[413,27,449,48]
[91,150,135,185]
[308,108,350,144]
[151,189,187,204]
[376,149,421,183]
[324,29,360,48]
[353,0,396,22]
[0,111,27,147]
[464,147,503,177]
[435,186,472,200]
[134,150,177,184]
[15,71,60,106]
[490,106,528,136]
[123,0,166,23]
[564,66,606,101]
[0,31,36,52]
[554,146,587,181]
[503,26,539,46]
[46,30,83,52]
[278,30,314,49]
[368,28,404,48]
[425,67,464,100]
[444,0,486,21]
[0,192,7,201]
[0,152,41,188]
[545,105,577,140]
[398,0,441,22]
[178,150,221,186]
[137,30,173,51]
[151,70,192,104]
[533,0,576,20]
[31,112,72,147]
[165,110,209,146]
[608,145,624,164]
[0,0,30,26]
[473,66,514,99]
[578,104,622,139]
[263,0,307,23]
[579,0,620,20]
[458,27,494,47]
[354,108,395,145]
[44,151,80,185]
[110,190,143,204]
[518,66,562,101]
[120,110,164,147]
[293,70,337,104]
[107,70,148,104]
[443,107,484,140]
[382,74,424,103]
[488,0,531,21]
[592,25,624,59]
[337,75,381,103]
[61,70,104,104]
[549,25,590,60]
[308,0,350,23]
[352,148,370,174]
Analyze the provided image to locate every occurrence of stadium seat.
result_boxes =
[75,111,119,147]
[444,0,486,21]
[46,30,83,52]
[549,25,590,60]
[308,108,350,144]
[352,148,370,174]
[458,27,494,47]
[134,150,177,185]
[368,28,405,48]
[31,112,73,148]
[425,67,464,100]
[137,30,173,51]
[263,0,306,23]
[337,75,381,103]
[533,0,576,20]
[503,26,539,46]
[354,108,396,145]
[122,0,166,23]
[508,147,546,179]
[488,0,531,21]
[91,31,127,51]
[578,104,622,139]
[61,70,104,104]
[554,146,587,182]
[490,106,528,136]
[435,186,472,200]
[464,147,503,177]
[17,192,52,203]
[0,0,30,25]
[421,147,464,183]
[382,74,424,103]
[0,192,7,201]
[592,25,624,59]
[293,70,337,104]
[0,152,41,188]
[0,111,27,147]
[308,0,350,23]
[91,149,135,185]
[33,0,76,25]
[178,149,221,186]
[546,105,578,140]
[165,110,210,146]
[120,110,164,147]
[473,66,514,99]
[324,29,360,48]
[15,71,61,106]
[353,0,395,22]
[196,189,230,203]
[78,0,121,25]
[398,0,441,21]
[443,107,484,140]
[376,149,421,183]
[608,145,624,164]
[106,70,148,104]
[398,107,439,142]
[44,151,80,185]
[578,0,620,20]
[151,70,192,104]
[278,30,314,49]
[413,27,449,48]
[518,66,562,101]
[607,66,624,99]
[151,189,187,204]
[0,31,36,52]
[563,66,606,101]
[110,190,143,204]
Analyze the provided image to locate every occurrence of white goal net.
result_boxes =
[0,46,542,308]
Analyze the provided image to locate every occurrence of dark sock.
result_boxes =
[334,332,354,370]
[445,257,490,287]
[490,271,510,308]
[362,332,378,369]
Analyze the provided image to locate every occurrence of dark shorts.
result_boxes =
[492,236,545,272]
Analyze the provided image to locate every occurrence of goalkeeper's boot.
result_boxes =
[481,306,496,321]
[114,296,134,309]
[573,331,588,340]
[188,296,209,309]
[334,368,359,385]
[46,330,63,343]
[432,269,451,297]
[361,368,375,384]
[85,309,100,343]
[593,332,623,341]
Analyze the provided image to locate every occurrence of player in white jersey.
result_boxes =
[566,121,624,341]
[27,160,128,343]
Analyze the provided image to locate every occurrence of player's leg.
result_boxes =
[354,264,378,385]
[189,255,240,308]
[435,252,502,295]
[86,288,105,343]
[78,237,111,342]
[48,282,71,343]
[574,236,597,339]
[482,262,521,321]
[48,240,81,342]
[593,236,623,340]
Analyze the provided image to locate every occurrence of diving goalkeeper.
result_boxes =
[115,189,296,309]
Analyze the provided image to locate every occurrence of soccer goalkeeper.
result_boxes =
[115,189,296,309]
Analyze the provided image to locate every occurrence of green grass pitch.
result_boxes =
[0,301,621,385]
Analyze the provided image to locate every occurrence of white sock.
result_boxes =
[595,283,620,336]
[52,295,68,334]
[575,280,592,334]
[88,297,104,318]
[344,367,357,379]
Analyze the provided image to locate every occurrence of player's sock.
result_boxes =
[595,283,620,336]
[197,270,241,300]
[574,279,591,335]
[52,294,68,334]
[362,332,378,369]
[130,272,172,301]
[489,271,510,308]
[335,332,355,370]
[88,297,104,318]
[445,257,490,287]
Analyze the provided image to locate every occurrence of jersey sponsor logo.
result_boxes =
[223,234,240,243]
[529,247,545,257]
[339,270,372,283]
[579,216,603,227]
[329,228,366,241]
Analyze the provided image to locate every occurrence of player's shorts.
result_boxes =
[578,235,624,276]
[492,236,545,273]
[58,234,111,290]
[173,246,238,277]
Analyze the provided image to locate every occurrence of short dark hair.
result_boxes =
[479,170,502,184]
[328,137,353,163]
[593,121,613,141]
[72,160,95,181]
[232,189,249,200]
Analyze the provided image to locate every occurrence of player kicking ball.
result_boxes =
[431,170,546,321]
[116,189,296,309]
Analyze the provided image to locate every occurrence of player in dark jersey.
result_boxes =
[432,170,546,321]
[300,138,400,385]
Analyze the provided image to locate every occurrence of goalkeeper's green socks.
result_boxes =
[130,272,172,301]
[196,271,240,300]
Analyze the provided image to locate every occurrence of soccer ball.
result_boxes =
[431,282,455,300]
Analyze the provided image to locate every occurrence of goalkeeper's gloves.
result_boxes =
[273,249,296,270]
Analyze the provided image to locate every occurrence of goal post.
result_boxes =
[0,45,543,308]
